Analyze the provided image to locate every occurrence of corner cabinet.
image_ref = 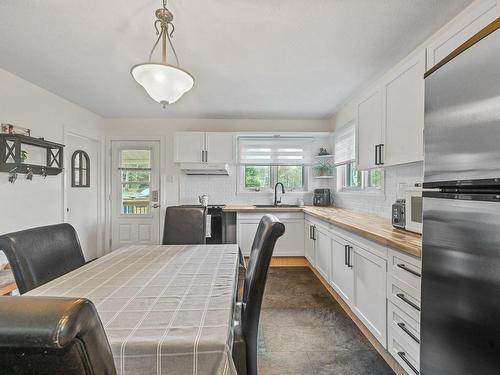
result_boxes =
[356,86,384,170]
[382,50,425,167]
[174,132,235,163]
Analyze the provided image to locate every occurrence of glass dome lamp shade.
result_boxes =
[131,63,194,106]
[131,0,194,107]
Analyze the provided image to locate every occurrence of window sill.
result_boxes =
[336,188,385,198]
[237,190,311,196]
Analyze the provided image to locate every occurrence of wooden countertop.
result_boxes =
[223,205,422,257]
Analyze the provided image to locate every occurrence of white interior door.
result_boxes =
[111,141,160,250]
[66,133,99,261]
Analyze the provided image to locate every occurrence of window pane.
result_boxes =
[121,150,151,169]
[277,165,304,191]
[369,169,382,188]
[348,162,362,188]
[121,170,151,183]
[121,183,151,214]
[245,166,271,190]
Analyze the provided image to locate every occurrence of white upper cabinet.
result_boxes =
[356,86,383,170]
[426,0,499,71]
[205,132,235,163]
[174,132,234,163]
[382,50,426,166]
[174,132,205,163]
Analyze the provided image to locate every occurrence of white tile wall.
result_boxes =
[333,162,423,219]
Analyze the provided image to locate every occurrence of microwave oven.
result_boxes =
[405,188,423,234]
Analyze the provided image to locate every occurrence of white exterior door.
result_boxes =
[66,133,99,261]
[111,141,160,250]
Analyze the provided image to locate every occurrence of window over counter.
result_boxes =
[238,136,312,193]
[334,122,383,192]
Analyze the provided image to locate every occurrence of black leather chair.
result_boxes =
[0,224,86,294]
[0,296,117,375]
[162,206,207,245]
[232,214,285,375]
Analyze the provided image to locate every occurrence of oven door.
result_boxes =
[405,190,423,234]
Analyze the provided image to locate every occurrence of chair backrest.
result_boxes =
[0,223,85,294]
[0,296,117,375]
[162,206,207,245]
[241,214,285,349]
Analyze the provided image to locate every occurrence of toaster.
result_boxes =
[392,199,406,230]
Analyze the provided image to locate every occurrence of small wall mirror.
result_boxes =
[71,150,90,187]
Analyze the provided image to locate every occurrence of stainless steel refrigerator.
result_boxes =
[421,21,500,374]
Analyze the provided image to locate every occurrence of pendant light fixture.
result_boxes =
[131,0,194,107]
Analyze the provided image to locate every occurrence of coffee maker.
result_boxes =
[313,188,331,206]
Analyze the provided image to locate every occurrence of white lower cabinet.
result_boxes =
[304,220,316,266]
[237,212,305,256]
[330,235,354,305]
[314,225,331,281]
[352,245,387,347]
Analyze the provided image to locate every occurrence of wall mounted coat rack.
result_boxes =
[0,134,65,182]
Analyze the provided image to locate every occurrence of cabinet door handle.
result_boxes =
[375,145,379,165]
[205,150,208,162]
[396,293,421,311]
[397,322,420,344]
[397,264,421,278]
[344,245,348,266]
[397,352,419,375]
[378,144,384,165]
[309,225,313,240]
[312,226,316,241]
[347,245,353,268]
[201,150,205,162]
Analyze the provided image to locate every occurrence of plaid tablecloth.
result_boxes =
[28,244,239,375]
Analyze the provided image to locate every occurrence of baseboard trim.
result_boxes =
[305,259,407,375]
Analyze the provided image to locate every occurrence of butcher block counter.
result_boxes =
[224,205,422,257]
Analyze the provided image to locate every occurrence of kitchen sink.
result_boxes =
[253,204,300,208]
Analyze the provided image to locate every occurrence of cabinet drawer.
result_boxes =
[388,302,420,357]
[388,249,421,291]
[388,327,420,375]
[388,274,421,322]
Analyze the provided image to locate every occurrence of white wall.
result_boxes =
[0,68,104,264]
[104,118,332,207]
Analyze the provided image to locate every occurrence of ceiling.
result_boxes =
[0,0,472,119]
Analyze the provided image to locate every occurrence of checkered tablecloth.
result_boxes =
[27,244,240,375]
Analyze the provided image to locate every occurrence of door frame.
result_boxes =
[105,135,166,254]
[63,127,103,257]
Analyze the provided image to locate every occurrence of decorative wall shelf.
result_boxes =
[312,154,334,179]
[0,134,65,177]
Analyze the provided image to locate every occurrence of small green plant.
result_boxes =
[20,150,28,163]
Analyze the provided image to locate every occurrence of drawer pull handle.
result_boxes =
[396,293,421,311]
[397,351,419,375]
[397,322,420,344]
[397,264,421,278]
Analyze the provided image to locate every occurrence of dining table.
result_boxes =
[27,244,240,375]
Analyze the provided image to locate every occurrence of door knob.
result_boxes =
[152,204,160,209]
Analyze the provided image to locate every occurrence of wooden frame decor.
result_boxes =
[71,150,90,188]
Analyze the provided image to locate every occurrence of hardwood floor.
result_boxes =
[240,267,394,375]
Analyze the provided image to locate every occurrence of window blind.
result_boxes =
[334,122,355,166]
[238,137,313,165]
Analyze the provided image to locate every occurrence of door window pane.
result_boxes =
[277,165,304,191]
[120,149,152,215]
[245,165,271,190]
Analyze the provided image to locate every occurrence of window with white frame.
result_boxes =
[334,122,383,192]
[238,137,312,192]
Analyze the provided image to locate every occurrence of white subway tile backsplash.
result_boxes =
[332,162,423,219]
